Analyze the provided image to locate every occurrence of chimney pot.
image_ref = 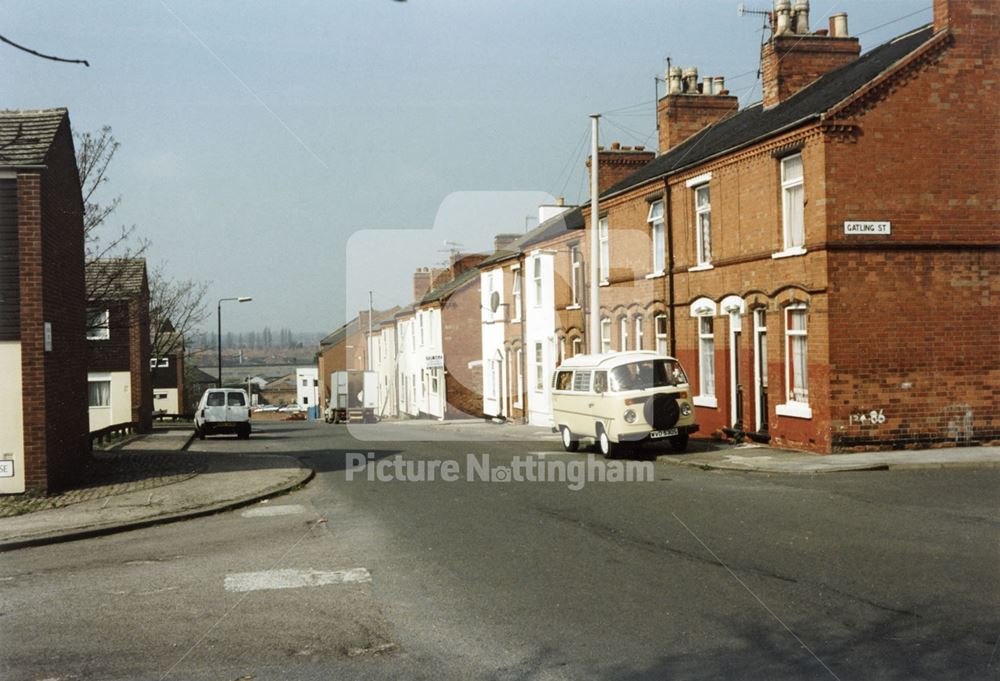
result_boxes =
[667,66,683,94]
[634,145,645,151]
[702,77,714,95]
[556,196,565,206]
[611,141,621,150]
[713,76,725,95]
[793,0,810,34]
[775,0,792,35]
[683,67,699,93]
[830,12,848,38]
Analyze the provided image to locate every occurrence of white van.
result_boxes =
[551,351,698,457]
[194,388,252,440]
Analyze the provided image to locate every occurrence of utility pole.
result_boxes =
[588,114,601,354]
[368,290,374,371]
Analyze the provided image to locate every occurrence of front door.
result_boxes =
[729,312,743,429]
[753,308,769,432]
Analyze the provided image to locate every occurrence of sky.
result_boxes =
[5,0,932,334]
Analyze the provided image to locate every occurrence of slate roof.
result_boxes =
[319,306,401,347]
[420,265,481,304]
[85,258,148,300]
[480,206,585,267]
[0,108,68,167]
[187,367,218,385]
[600,25,937,200]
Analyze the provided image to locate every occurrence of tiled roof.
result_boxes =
[600,25,937,199]
[480,206,585,267]
[86,258,147,300]
[0,108,68,167]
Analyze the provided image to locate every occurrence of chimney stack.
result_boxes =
[587,144,655,196]
[761,1,860,108]
[657,65,739,154]
[413,267,433,300]
[493,233,520,253]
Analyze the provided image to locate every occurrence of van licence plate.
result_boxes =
[649,428,679,439]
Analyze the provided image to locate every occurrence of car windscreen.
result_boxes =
[227,392,246,406]
[206,392,226,407]
[608,359,688,392]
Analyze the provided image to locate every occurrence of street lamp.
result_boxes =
[217,296,252,388]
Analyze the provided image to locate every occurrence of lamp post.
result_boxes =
[217,296,252,388]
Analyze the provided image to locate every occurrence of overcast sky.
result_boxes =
[5,0,931,334]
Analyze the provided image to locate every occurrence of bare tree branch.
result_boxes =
[149,265,210,359]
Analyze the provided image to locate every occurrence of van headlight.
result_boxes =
[681,403,692,417]
[624,409,637,423]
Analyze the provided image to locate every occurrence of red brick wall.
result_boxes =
[657,95,739,153]
[440,282,483,418]
[19,118,89,493]
[761,35,860,108]
[823,8,999,448]
[588,146,655,194]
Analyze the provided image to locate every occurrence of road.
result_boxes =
[2,421,998,680]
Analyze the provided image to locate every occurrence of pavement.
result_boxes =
[0,428,313,552]
[0,420,996,552]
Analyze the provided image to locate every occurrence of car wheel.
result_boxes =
[597,426,619,459]
[670,433,689,453]
[197,427,205,440]
[560,426,579,452]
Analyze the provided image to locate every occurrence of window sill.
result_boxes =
[771,246,807,260]
[599,280,610,287]
[775,401,812,419]
[511,319,521,324]
[693,395,717,408]
[688,263,714,273]
[565,304,581,311]
[645,271,666,280]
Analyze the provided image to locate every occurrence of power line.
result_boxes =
[0,34,89,66]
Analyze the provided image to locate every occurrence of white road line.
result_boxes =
[224,568,372,593]
[240,504,306,518]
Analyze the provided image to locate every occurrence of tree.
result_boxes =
[148,265,209,359]
[77,125,209,355]
[76,126,147,265]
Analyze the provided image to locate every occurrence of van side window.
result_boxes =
[207,392,225,407]
[572,370,592,392]
[554,370,573,391]
[228,392,246,406]
[593,371,608,394]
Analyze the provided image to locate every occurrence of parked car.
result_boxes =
[194,388,252,439]
[550,351,699,457]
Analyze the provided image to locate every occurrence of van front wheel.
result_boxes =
[560,426,579,452]
[597,426,619,459]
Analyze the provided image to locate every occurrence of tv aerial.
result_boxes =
[737,3,772,17]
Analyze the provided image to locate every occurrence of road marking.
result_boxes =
[224,567,372,593]
[240,504,306,518]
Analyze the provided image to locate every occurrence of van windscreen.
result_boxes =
[609,360,688,392]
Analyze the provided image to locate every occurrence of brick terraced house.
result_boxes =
[0,108,89,494]
[85,258,153,434]
[580,0,997,452]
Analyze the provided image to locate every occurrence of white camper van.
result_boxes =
[550,351,698,457]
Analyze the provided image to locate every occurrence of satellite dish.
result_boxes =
[490,291,501,313]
